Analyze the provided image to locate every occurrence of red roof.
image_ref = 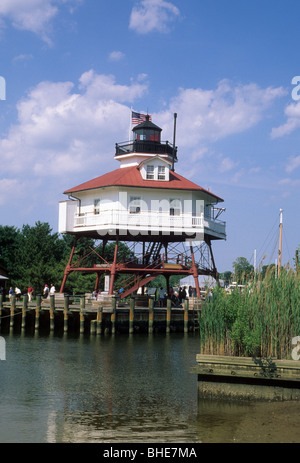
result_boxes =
[64,166,223,201]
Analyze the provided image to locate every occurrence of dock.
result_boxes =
[191,354,300,401]
[0,294,200,335]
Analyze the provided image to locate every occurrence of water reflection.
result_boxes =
[0,332,299,443]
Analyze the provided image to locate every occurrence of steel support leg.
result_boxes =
[190,243,201,298]
[60,237,77,293]
[109,239,119,295]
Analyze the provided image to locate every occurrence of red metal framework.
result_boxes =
[59,236,218,297]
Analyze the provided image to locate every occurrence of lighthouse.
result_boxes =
[58,113,226,298]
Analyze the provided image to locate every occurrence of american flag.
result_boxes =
[131,110,152,125]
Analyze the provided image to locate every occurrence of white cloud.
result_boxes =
[285,155,300,173]
[0,0,81,44]
[12,54,34,63]
[0,71,148,179]
[278,177,300,187]
[0,75,288,211]
[129,0,180,34]
[155,80,286,149]
[109,51,125,62]
[0,178,27,206]
[271,101,300,138]
[218,157,238,173]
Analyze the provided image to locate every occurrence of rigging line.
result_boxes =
[267,234,279,267]
[257,224,279,266]
[283,227,292,265]
[256,216,279,263]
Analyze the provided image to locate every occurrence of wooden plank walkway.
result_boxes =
[191,354,300,401]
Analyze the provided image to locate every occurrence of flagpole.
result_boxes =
[129,107,132,141]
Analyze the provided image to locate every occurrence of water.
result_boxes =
[0,332,299,444]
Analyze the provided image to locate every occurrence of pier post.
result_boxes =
[111,297,117,334]
[184,298,189,333]
[64,295,69,332]
[166,298,171,333]
[35,295,41,331]
[148,297,154,334]
[129,297,135,334]
[10,295,16,329]
[80,296,85,334]
[96,306,103,334]
[49,295,55,331]
[22,294,28,329]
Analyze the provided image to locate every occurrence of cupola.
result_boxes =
[132,114,162,142]
[115,115,177,169]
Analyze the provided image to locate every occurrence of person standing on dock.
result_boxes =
[50,284,56,295]
[42,284,49,301]
[15,287,21,301]
[28,286,34,302]
[9,286,14,301]
[159,287,165,307]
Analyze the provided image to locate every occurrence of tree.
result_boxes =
[14,221,67,293]
[219,271,232,285]
[232,257,254,283]
[0,225,21,281]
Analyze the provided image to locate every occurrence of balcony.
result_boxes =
[71,209,225,240]
[115,140,177,159]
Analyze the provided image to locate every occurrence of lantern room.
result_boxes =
[133,115,161,142]
[115,115,177,168]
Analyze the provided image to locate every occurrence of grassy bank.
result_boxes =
[199,269,300,359]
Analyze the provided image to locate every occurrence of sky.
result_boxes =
[0,0,299,273]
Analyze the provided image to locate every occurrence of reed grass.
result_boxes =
[199,268,300,359]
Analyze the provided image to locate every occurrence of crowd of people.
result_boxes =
[158,285,198,308]
[5,284,56,302]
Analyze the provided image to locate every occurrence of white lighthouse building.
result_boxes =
[58,114,226,297]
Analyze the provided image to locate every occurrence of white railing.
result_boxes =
[74,210,203,230]
[72,209,226,237]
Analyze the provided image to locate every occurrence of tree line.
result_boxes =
[0,221,181,296]
[0,222,135,296]
[1,221,298,296]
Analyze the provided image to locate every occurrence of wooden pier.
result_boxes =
[0,294,200,335]
[191,354,300,401]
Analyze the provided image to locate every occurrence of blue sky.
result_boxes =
[0,0,299,273]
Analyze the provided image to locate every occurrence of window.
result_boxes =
[129,196,141,214]
[94,198,100,215]
[146,165,154,180]
[158,165,165,180]
[169,198,181,216]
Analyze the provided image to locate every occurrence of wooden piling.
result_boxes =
[129,297,135,334]
[22,294,28,329]
[64,295,69,332]
[148,297,154,334]
[49,295,55,331]
[111,297,117,334]
[184,299,189,333]
[35,295,41,330]
[97,306,103,334]
[10,295,16,328]
[166,298,171,333]
[80,296,85,334]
